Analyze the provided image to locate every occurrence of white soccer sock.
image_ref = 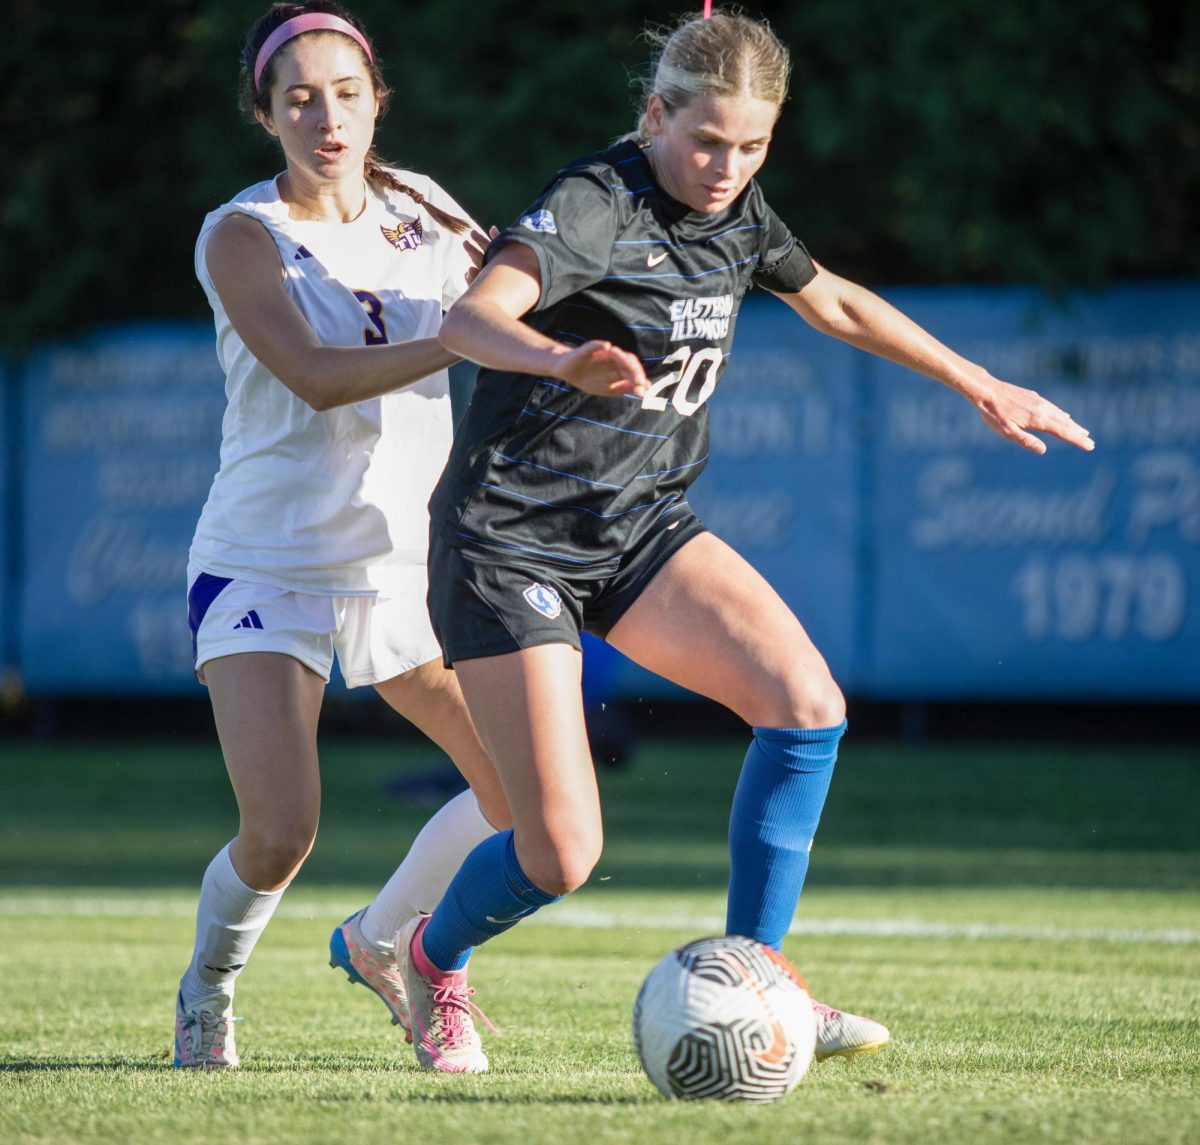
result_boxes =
[360,789,498,950]
[178,842,284,1008]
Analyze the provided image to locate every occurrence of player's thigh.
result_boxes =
[374,658,511,829]
[453,645,601,892]
[606,532,844,728]
[203,651,325,834]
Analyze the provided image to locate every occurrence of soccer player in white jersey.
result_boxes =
[397,9,1097,1074]
[174,1,512,1068]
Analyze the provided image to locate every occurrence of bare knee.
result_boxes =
[232,820,318,889]
[515,830,603,897]
[476,793,514,832]
[743,669,846,730]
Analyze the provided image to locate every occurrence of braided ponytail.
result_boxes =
[365,151,471,235]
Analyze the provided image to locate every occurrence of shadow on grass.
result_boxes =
[0,1059,167,1073]
[0,1060,654,1103]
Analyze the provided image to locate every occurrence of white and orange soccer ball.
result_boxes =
[632,935,817,1102]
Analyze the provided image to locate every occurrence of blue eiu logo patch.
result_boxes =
[523,582,562,619]
[519,209,557,235]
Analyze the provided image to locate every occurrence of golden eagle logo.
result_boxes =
[380,218,423,252]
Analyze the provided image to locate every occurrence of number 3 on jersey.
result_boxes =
[354,290,389,345]
[641,346,722,417]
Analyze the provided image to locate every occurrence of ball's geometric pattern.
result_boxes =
[633,935,817,1103]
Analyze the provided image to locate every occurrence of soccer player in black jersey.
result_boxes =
[393,9,1096,1074]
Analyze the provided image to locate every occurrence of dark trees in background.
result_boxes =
[3,0,1197,351]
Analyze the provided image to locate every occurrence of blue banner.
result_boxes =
[10,283,1200,701]
[19,325,226,694]
[866,283,1200,698]
[612,294,862,699]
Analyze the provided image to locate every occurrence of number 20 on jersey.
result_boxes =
[641,347,723,417]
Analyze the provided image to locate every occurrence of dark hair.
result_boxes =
[240,2,470,233]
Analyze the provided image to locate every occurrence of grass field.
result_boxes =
[1,733,1198,1144]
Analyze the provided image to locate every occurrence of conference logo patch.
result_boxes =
[519,209,557,235]
[523,581,563,619]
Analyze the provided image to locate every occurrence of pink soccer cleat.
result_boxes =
[329,907,412,1039]
[173,990,240,1069]
[395,915,494,1073]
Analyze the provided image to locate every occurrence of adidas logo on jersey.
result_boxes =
[669,293,733,341]
[233,611,263,630]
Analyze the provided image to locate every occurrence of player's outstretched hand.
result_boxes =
[972,376,1095,455]
[554,340,649,399]
[464,226,501,284]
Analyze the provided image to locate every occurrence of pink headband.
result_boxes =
[254,13,374,91]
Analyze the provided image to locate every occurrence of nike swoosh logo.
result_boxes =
[485,907,536,924]
[753,1019,792,1066]
[647,251,669,267]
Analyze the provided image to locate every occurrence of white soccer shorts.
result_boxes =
[186,561,441,688]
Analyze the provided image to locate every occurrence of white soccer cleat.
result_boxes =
[395,915,493,1074]
[329,908,412,1039]
[173,990,240,1069]
[812,1000,890,1061]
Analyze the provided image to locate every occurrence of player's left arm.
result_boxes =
[772,263,1095,455]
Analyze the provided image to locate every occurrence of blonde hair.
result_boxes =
[633,8,791,139]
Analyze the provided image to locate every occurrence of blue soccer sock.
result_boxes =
[419,830,560,972]
[725,721,846,950]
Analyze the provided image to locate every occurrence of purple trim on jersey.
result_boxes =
[187,572,234,661]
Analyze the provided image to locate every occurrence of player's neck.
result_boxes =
[277,170,368,224]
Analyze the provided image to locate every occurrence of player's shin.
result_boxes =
[360,789,498,949]
[725,721,846,949]
[179,842,283,1007]
[418,829,561,972]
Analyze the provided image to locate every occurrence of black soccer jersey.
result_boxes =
[430,139,816,570]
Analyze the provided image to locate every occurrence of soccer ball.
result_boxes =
[632,935,817,1102]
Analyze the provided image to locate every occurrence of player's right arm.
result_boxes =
[204,212,468,411]
[438,242,647,399]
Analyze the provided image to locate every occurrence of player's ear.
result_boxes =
[644,93,668,138]
[254,106,279,138]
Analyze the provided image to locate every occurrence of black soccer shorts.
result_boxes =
[427,506,708,665]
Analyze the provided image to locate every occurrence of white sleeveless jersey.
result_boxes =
[190,170,475,595]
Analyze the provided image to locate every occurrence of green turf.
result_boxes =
[1,736,1198,1143]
